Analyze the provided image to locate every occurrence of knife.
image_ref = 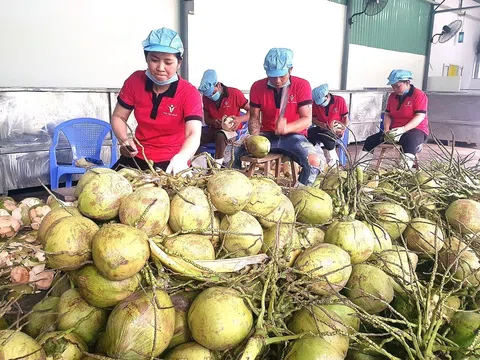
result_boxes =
[279,86,290,118]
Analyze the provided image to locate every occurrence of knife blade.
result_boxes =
[278,86,290,118]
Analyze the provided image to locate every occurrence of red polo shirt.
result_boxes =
[118,71,203,162]
[385,85,429,135]
[312,94,349,127]
[249,76,313,136]
[202,85,248,130]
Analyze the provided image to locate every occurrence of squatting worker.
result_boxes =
[307,83,349,167]
[234,48,322,186]
[360,70,429,169]
[111,27,203,174]
[197,69,250,165]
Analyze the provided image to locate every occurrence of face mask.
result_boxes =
[267,79,291,88]
[320,97,329,107]
[210,91,221,101]
[402,87,410,95]
[145,70,179,86]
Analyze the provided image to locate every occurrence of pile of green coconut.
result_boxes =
[0,155,479,360]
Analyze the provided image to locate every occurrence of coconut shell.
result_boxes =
[296,226,325,247]
[37,207,81,245]
[25,296,60,339]
[245,135,270,158]
[446,199,480,234]
[165,342,216,360]
[169,186,212,233]
[258,194,296,228]
[404,217,444,254]
[284,337,344,360]
[163,234,215,260]
[262,224,298,255]
[168,291,198,349]
[439,246,480,287]
[289,188,333,225]
[220,211,263,257]
[0,197,17,214]
[362,222,392,253]
[37,331,87,360]
[243,177,282,217]
[207,170,253,215]
[0,330,46,360]
[370,202,410,241]
[74,168,117,198]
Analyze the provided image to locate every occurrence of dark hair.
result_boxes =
[144,50,182,61]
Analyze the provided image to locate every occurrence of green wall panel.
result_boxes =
[329,0,347,4]
[350,0,432,56]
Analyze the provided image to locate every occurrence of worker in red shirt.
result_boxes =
[111,27,203,175]
[234,48,323,186]
[197,69,250,165]
[360,70,429,169]
[308,83,349,166]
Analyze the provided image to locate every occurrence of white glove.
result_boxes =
[165,154,190,176]
[386,127,405,142]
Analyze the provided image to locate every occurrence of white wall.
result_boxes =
[188,0,346,92]
[0,0,179,88]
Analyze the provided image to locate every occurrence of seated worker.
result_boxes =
[234,48,323,186]
[360,70,429,169]
[307,84,349,166]
[197,69,250,165]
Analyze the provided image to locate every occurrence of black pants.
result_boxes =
[307,126,337,150]
[363,128,428,154]
[112,156,169,171]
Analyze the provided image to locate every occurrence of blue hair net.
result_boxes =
[312,84,329,105]
[263,48,293,77]
[387,70,413,85]
[198,69,218,97]
[142,27,184,57]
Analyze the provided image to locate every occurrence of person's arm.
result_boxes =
[178,120,202,159]
[112,103,137,157]
[403,113,426,132]
[277,104,312,135]
[204,110,221,128]
[403,91,427,131]
[342,114,349,127]
[248,107,261,135]
[383,112,392,132]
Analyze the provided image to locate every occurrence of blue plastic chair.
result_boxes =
[337,130,349,166]
[49,118,118,190]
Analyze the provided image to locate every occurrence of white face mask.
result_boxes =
[145,70,178,86]
[320,97,329,107]
[267,79,291,88]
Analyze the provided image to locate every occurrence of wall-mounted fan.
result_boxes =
[348,0,389,26]
[431,20,463,43]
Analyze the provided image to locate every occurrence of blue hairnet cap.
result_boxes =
[263,48,293,77]
[198,69,218,97]
[387,69,413,85]
[312,84,329,105]
[142,27,184,57]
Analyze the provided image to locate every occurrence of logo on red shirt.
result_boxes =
[289,95,296,103]
[406,101,412,107]
[223,100,230,108]
[164,104,178,117]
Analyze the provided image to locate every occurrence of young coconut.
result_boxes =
[25,296,60,339]
[0,196,17,214]
[91,223,150,281]
[245,135,270,158]
[168,291,199,349]
[242,177,283,217]
[169,186,211,233]
[74,167,117,198]
[346,264,394,314]
[188,287,253,351]
[258,194,296,229]
[296,226,325,247]
[220,211,263,257]
[163,234,215,260]
[164,342,216,360]
[289,188,333,225]
[370,202,410,241]
[294,243,352,296]
[447,311,480,359]
[102,289,175,359]
[37,331,87,360]
[403,217,444,254]
[119,186,170,236]
[323,296,361,333]
[207,170,253,215]
[439,246,480,288]
[284,337,344,360]
[0,330,46,360]
[0,215,22,239]
[446,199,480,234]
[37,206,81,245]
[262,224,298,255]
[324,219,375,264]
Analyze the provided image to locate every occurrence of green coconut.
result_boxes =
[163,234,215,260]
[317,170,348,197]
[262,224,298,255]
[117,167,142,182]
[289,188,333,224]
[169,186,211,233]
[294,243,352,296]
[44,216,99,271]
[119,187,170,236]
[207,170,253,215]
[37,331,87,360]
[168,291,199,349]
[165,342,217,360]
[284,337,344,360]
[323,296,361,332]
[370,202,410,240]
[414,170,440,191]
[242,177,282,217]
[439,246,480,287]
[0,330,45,360]
[73,265,140,308]
[448,312,480,359]
[346,349,386,360]
[220,211,263,257]
[324,219,375,264]
[77,172,133,220]
[362,222,392,253]
[188,287,253,351]
[92,223,149,281]
[74,168,117,198]
[37,207,81,245]
[446,199,480,234]
[296,226,325,247]
[102,289,175,359]
[245,135,270,158]
[404,217,444,254]
[25,297,60,339]
[0,197,17,214]
[0,318,7,330]
[57,289,108,346]
[258,194,296,228]
[346,264,394,314]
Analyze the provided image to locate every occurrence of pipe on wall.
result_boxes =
[340,0,353,90]
[179,0,194,80]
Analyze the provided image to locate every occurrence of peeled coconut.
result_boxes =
[362,222,392,253]
[169,186,211,232]
[73,264,140,308]
[0,330,45,360]
[439,246,480,287]
[370,202,410,240]
[20,197,43,208]
[92,223,150,281]
[57,289,108,346]
[163,234,215,260]
[207,170,253,215]
[289,188,333,224]
[404,217,444,254]
[294,243,352,296]
[169,291,198,349]
[346,264,394,314]
[245,135,270,158]
[74,168,117,198]
[220,211,263,257]
[0,215,22,239]
[165,342,216,360]
[77,172,132,220]
[44,216,99,271]
[28,204,51,230]
[119,187,170,236]
[188,287,253,351]
[296,226,325,247]
[284,337,344,360]
[324,219,375,264]
[37,331,87,360]
[446,199,480,234]
[258,194,296,228]
[102,289,175,359]
[0,197,17,214]
[11,204,31,227]
[25,296,60,339]
[37,207,81,245]
[242,177,282,217]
